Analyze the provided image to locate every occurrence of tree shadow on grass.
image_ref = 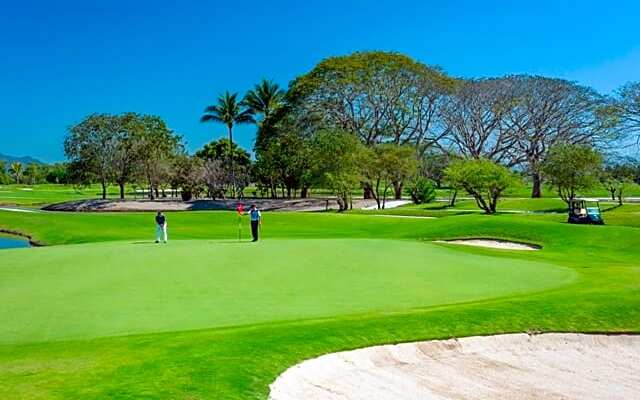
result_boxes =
[602,204,623,213]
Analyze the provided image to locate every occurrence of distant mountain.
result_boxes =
[0,153,43,165]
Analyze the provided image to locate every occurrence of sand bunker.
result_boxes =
[436,239,540,251]
[269,333,640,400]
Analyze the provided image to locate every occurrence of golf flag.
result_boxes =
[236,203,244,242]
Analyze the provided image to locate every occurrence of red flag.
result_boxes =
[236,203,244,215]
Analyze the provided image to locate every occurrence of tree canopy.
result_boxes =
[541,144,603,204]
[445,158,516,214]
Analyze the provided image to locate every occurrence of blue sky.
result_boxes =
[1,0,639,162]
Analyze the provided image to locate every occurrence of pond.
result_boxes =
[0,234,31,249]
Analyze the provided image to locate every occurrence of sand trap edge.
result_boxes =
[434,238,541,251]
[268,332,640,400]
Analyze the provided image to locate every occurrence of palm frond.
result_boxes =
[243,79,285,118]
[201,114,222,123]
[204,105,221,113]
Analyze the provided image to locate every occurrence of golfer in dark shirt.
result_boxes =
[155,211,167,243]
[249,205,261,242]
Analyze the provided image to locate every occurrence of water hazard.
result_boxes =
[0,235,31,249]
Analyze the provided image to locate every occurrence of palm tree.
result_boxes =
[243,79,285,121]
[243,79,286,151]
[9,162,23,184]
[201,91,254,197]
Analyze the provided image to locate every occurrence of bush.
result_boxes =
[541,144,602,204]
[406,178,436,204]
[445,158,516,214]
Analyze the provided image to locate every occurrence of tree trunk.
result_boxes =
[119,182,125,200]
[147,176,155,200]
[531,172,542,198]
[228,125,236,198]
[374,179,382,209]
[449,189,457,207]
[489,192,499,214]
[393,181,403,200]
[610,189,616,201]
[301,187,309,198]
[363,186,373,199]
[101,181,107,200]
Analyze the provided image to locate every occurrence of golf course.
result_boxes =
[0,203,639,399]
[3,3,640,397]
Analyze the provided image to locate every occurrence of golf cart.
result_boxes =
[568,198,604,225]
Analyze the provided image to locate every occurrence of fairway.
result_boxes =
[0,239,573,344]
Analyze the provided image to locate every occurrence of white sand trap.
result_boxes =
[436,239,540,251]
[362,200,412,210]
[0,207,38,213]
[269,333,640,400]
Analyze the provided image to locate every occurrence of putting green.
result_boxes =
[0,239,574,344]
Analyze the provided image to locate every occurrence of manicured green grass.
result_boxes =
[0,209,639,399]
[0,184,117,206]
[0,239,573,344]
[378,197,570,213]
[4,181,639,208]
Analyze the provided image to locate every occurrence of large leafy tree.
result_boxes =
[201,91,254,197]
[195,138,251,168]
[64,114,120,199]
[505,76,611,198]
[362,145,419,209]
[310,130,366,211]
[195,138,252,198]
[258,130,311,199]
[23,163,42,185]
[445,158,516,214]
[290,51,453,148]
[112,113,142,199]
[171,155,204,201]
[290,51,454,199]
[616,82,640,142]
[133,115,182,200]
[44,163,69,184]
[441,78,519,166]
[541,144,602,204]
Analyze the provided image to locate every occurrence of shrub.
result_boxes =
[406,178,436,204]
[541,144,602,204]
[445,158,516,214]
